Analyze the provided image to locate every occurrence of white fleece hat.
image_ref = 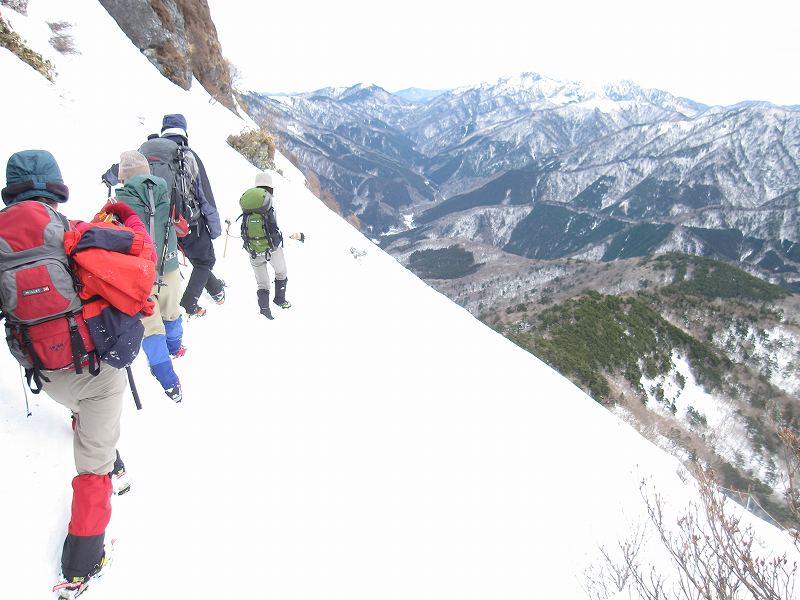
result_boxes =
[254,171,274,188]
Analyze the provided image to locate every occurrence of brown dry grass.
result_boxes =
[152,39,190,88]
[149,0,176,32]
[320,190,343,216]
[226,128,275,170]
[0,14,55,80]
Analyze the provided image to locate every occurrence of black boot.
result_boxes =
[257,289,273,320]
[180,296,206,318]
[273,278,291,308]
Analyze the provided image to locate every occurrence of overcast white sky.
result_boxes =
[207,0,799,106]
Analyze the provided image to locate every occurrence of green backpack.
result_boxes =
[238,187,280,258]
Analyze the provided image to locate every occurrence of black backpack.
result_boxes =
[139,137,202,231]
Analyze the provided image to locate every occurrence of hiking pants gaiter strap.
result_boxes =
[62,473,111,579]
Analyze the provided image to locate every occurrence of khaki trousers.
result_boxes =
[41,366,126,475]
[142,268,183,337]
[249,247,287,291]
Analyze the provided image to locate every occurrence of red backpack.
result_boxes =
[64,221,155,316]
[0,201,154,392]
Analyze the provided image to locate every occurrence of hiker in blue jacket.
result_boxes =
[158,114,225,317]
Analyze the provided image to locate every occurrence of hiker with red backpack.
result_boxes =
[0,150,155,598]
[140,113,225,317]
[106,150,186,402]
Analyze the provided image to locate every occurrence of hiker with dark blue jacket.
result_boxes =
[156,113,225,317]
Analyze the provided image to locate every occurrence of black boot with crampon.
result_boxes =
[273,278,291,309]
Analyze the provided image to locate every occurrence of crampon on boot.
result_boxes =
[53,540,116,599]
[273,277,291,309]
[165,383,183,403]
[182,304,206,318]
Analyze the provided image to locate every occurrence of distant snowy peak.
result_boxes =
[297,83,390,101]
[458,71,596,105]
[298,86,350,99]
[338,83,400,104]
[601,80,709,115]
[449,72,705,118]
[393,87,448,103]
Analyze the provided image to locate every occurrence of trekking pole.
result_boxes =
[223,219,231,257]
[126,366,142,410]
[19,366,32,417]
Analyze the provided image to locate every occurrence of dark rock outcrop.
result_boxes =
[99,0,234,110]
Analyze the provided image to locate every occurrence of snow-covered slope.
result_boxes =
[0,2,794,599]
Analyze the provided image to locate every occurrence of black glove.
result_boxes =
[101,164,120,187]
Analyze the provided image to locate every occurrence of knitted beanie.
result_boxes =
[118,150,151,182]
[1,149,69,206]
[161,113,188,139]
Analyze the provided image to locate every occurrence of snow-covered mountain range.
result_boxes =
[242,74,800,289]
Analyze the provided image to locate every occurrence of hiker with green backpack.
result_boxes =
[109,150,185,402]
[238,171,291,319]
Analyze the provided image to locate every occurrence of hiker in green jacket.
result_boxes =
[113,150,185,402]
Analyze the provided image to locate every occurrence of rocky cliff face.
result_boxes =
[99,0,234,110]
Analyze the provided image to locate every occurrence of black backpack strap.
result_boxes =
[87,348,101,376]
[145,180,157,239]
[66,314,86,374]
[19,324,50,394]
[67,313,101,377]
[144,180,162,287]
[75,300,103,376]
[24,368,45,394]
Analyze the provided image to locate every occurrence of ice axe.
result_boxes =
[224,219,231,257]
